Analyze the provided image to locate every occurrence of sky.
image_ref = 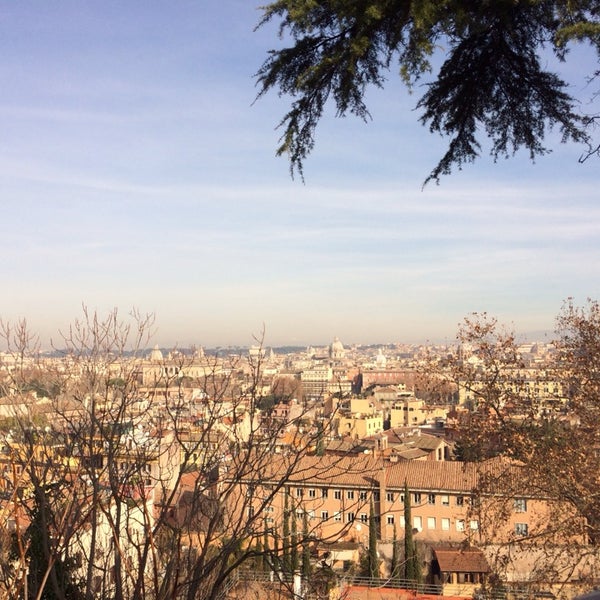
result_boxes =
[1,1,599,349]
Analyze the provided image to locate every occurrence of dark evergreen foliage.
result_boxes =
[256,0,600,183]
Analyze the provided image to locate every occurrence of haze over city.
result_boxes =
[1,1,599,349]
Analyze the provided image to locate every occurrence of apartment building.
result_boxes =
[338,413,384,439]
[236,454,556,547]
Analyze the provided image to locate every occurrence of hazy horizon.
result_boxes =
[1,3,598,350]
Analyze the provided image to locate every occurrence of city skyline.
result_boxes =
[1,2,599,349]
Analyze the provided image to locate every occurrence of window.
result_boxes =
[347,512,355,523]
[413,493,421,504]
[427,517,436,530]
[514,498,527,513]
[334,490,342,500]
[359,491,368,501]
[321,488,328,499]
[470,520,479,530]
[441,495,450,506]
[515,522,529,536]
[456,519,465,532]
[334,511,342,522]
[347,490,355,500]
[308,488,316,498]
[266,517,274,524]
[387,515,395,525]
[413,516,422,530]
[360,513,368,523]
[296,488,303,498]
[456,495,464,506]
[386,492,394,502]
[321,511,329,521]
[373,491,380,501]
[400,515,406,528]
[441,518,450,531]
[428,493,436,505]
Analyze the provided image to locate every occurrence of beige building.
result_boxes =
[389,394,447,427]
[301,366,352,399]
[230,454,585,595]
[238,455,563,546]
[338,413,384,439]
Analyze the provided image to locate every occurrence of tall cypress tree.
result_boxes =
[391,524,400,583]
[301,511,311,580]
[404,482,415,582]
[403,482,422,584]
[27,487,84,600]
[272,530,281,572]
[282,491,290,573]
[255,536,264,572]
[263,525,271,572]
[368,499,378,580]
[315,421,325,456]
[290,506,299,573]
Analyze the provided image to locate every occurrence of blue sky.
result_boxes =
[1,1,599,348]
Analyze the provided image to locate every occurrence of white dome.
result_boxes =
[149,344,163,363]
[330,336,345,359]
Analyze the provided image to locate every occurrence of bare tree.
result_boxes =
[0,308,349,600]
[436,305,600,596]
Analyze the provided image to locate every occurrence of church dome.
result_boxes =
[330,336,345,359]
[376,348,387,367]
[149,344,163,363]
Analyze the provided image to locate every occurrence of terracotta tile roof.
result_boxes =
[283,454,383,489]
[433,547,490,573]
[249,454,478,493]
[234,452,527,497]
[409,434,445,452]
[386,460,478,493]
[344,587,463,600]
[391,447,430,460]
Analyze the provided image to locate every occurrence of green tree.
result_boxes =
[26,486,85,600]
[301,511,311,581]
[290,505,299,573]
[315,420,325,456]
[256,0,599,183]
[367,499,379,579]
[403,482,421,583]
[390,525,400,583]
[282,491,291,573]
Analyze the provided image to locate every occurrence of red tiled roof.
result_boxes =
[433,548,490,573]
[233,452,526,497]
[386,461,478,492]
[344,586,464,600]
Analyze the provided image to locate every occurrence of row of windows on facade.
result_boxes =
[257,509,529,537]
[294,488,528,513]
[294,488,464,505]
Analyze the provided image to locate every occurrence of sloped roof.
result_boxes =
[410,434,445,451]
[433,547,490,573]
[231,451,528,497]
[386,460,478,492]
[391,447,429,461]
